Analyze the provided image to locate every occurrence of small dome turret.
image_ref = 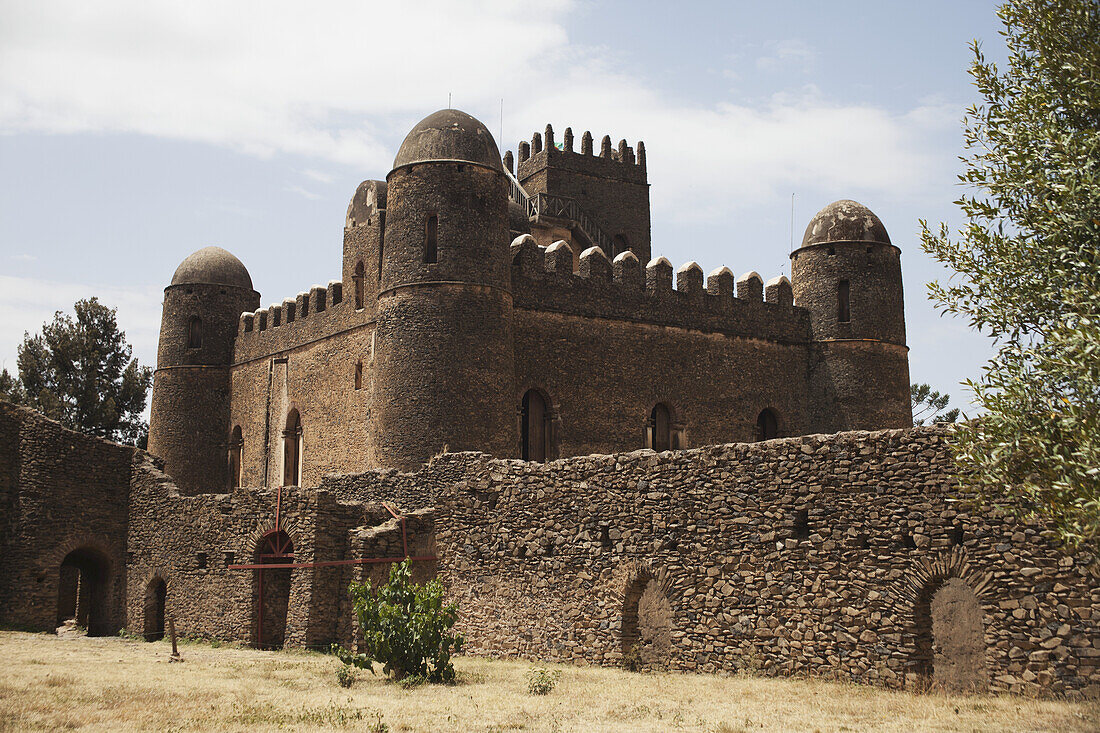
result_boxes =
[801,200,891,248]
[171,247,253,290]
[392,109,503,172]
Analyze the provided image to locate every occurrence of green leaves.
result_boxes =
[7,298,152,445]
[921,0,1100,556]
[333,560,463,683]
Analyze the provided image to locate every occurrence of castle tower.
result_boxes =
[148,247,259,493]
[791,200,912,432]
[370,109,517,470]
[515,124,650,265]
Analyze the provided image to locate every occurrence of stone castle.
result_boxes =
[147,108,910,491]
[1,109,1096,698]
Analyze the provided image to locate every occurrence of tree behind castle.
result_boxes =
[0,297,152,446]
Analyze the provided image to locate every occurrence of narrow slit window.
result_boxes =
[188,316,202,348]
[837,279,851,323]
[353,261,365,310]
[354,360,363,390]
[377,211,386,280]
[424,215,438,264]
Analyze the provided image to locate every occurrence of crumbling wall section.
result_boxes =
[338,426,1099,697]
[0,402,132,634]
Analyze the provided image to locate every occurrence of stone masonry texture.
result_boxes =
[2,401,1098,697]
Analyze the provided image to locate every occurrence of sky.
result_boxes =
[0,0,1008,415]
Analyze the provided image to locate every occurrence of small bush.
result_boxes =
[332,559,463,683]
[622,643,643,672]
[526,667,561,695]
[335,665,357,688]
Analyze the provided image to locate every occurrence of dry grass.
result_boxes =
[0,631,1096,732]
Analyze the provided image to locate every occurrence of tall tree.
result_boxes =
[921,0,1100,553]
[911,383,961,426]
[9,298,152,446]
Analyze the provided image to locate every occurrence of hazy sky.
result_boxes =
[0,1,1007,413]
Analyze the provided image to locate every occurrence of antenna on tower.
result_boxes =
[789,193,795,253]
[448,92,452,109]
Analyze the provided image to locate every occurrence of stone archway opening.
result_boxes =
[143,577,167,641]
[253,530,294,649]
[56,547,111,636]
[914,576,988,692]
[622,571,672,670]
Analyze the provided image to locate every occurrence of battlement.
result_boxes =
[233,278,362,362]
[509,235,806,342]
[508,124,648,186]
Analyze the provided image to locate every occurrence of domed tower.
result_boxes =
[370,109,517,469]
[148,247,259,493]
[790,200,912,432]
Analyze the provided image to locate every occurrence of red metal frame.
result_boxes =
[230,500,435,648]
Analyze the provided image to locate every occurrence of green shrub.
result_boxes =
[525,667,561,695]
[332,559,463,683]
[621,643,642,672]
[335,664,357,688]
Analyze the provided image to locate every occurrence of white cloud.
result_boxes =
[0,275,162,377]
[0,1,957,227]
[301,169,334,185]
[284,183,321,201]
[756,40,817,71]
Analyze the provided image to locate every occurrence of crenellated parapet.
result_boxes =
[233,279,360,363]
[513,123,647,185]
[509,235,808,342]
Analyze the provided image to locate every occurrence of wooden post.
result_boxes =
[168,615,181,661]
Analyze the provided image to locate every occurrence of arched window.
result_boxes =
[282,409,302,487]
[353,261,365,310]
[613,233,630,259]
[648,403,673,451]
[228,425,243,488]
[756,409,778,441]
[521,389,553,462]
[837,279,851,323]
[424,214,438,263]
[187,316,202,348]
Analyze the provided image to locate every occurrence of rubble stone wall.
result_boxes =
[0,402,132,635]
[333,426,1100,697]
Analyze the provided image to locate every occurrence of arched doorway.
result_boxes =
[914,577,988,692]
[622,571,672,670]
[521,389,552,462]
[143,577,167,641]
[647,403,674,451]
[56,547,111,636]
[282,409,302,487]
[756,409,778,441]
[254,530,294,649]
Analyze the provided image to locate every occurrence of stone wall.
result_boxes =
[328,425,1100,697]
[0,402,132,635]
[125,452,434,648]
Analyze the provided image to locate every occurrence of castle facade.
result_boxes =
[147,108,912,492]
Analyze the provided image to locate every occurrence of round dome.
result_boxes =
[171,246,253,290]
[392,109,503,172]
[801,200,891,248]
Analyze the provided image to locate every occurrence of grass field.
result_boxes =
[0,631,1096,732]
